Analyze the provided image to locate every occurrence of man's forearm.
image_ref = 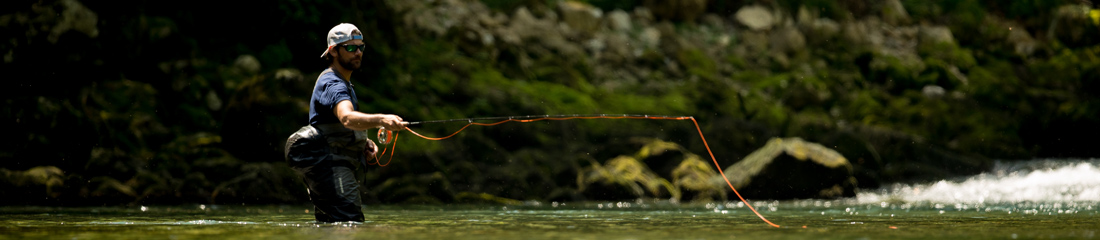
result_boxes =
[340,112,389,131]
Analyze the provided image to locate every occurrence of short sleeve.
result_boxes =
[319,80,353,112]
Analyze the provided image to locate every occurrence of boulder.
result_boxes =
[919,25,955,45]
[804,18,841,42]
[769,27,806,54]
[1050,4,1100,48]
[714,138,857,199]
[639,27,661,48]
[233,55,261,75]
[735,5,776,31]
[578,139,728,201]
[632,7,655,25]
[843,18,885,46]
[607,9,632,32]
[880,0,910,25]
[578,155,677,200]
[558,1,603,36]
[922,85,946,98]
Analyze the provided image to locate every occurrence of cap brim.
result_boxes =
[320,46,331,58]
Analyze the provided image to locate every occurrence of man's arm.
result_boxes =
[334,100,406,131]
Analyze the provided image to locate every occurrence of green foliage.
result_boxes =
[997,0,1065,19]
[7,0,1100,205]
[258,42,295,69]
[677,49,718,82]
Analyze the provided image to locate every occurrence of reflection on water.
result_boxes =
[1,159,1098,239]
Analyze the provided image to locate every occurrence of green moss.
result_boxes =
[677,49,718,82]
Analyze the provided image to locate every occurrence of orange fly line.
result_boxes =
[369,114,781,228]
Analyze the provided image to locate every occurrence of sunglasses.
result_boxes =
[339,44,366,53]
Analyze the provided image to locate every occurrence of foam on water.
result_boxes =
[858,159,1100,204]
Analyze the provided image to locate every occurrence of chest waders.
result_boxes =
[285,124,370,222]
[284,72,372,222]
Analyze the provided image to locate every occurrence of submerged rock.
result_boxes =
[714,138,857,199]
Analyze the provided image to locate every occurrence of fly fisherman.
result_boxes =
[285,23,405,222]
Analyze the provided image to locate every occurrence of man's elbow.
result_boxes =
[339,116,355,129]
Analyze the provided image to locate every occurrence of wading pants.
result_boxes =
[284,124,370,222]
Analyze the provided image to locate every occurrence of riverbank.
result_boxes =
[2,0,1099,205]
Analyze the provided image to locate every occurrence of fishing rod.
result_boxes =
[371,114,781,228]
[402,114,692,125]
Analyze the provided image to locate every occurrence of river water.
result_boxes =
[2,159,1098,239]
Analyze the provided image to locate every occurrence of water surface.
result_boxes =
[3,159,1098,239]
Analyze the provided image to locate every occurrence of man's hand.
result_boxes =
[364,138,378,161]
[378,114,406,131]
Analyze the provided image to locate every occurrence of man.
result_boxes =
[285,23,405,222]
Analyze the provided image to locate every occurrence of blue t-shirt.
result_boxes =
[309,68,360,126]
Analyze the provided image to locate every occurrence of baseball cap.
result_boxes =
[320,23,363,58]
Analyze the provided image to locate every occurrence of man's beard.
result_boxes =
[338,55,361,70]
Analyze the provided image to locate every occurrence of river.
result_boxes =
[2,159,1097,239]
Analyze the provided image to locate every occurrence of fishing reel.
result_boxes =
[377,127,394,145]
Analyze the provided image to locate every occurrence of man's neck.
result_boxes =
[331,64,352,82]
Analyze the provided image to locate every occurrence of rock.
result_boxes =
[919,25,955,45]
[499,7,538,45]
[714,138,857,199]
[672,154,726,201]
[579,155,677,200]
[639,27,661,48]
[644,0,708,22]
[735,5,776,31]
[881,0,910,25]
[804,18,841,43]
[205,90,222,111]
[944,65,969,87]
[578,139,730,201]
[0,0,99,44]
[0,166,65,188]
[599,32,633,64]
[770,27,806,53]
[701,14,726,30]
[558,0,603,36]
[233,55,261,75]
[922,85,946,98]
[274,68,303,82]
[843,17,886,46]
[797,6,814,24]
[1007,27,1037,57]
[1050,4,1099,47]
[607,10,632,32]
[633,7,655,25]
[740,31,769,53]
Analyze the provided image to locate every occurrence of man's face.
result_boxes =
[333,39,364,70]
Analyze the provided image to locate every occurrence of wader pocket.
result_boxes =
[285,126,330,173]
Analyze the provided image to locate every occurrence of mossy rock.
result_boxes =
[715,137,857,199]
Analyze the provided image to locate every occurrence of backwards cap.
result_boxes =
[320,23,363,58]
